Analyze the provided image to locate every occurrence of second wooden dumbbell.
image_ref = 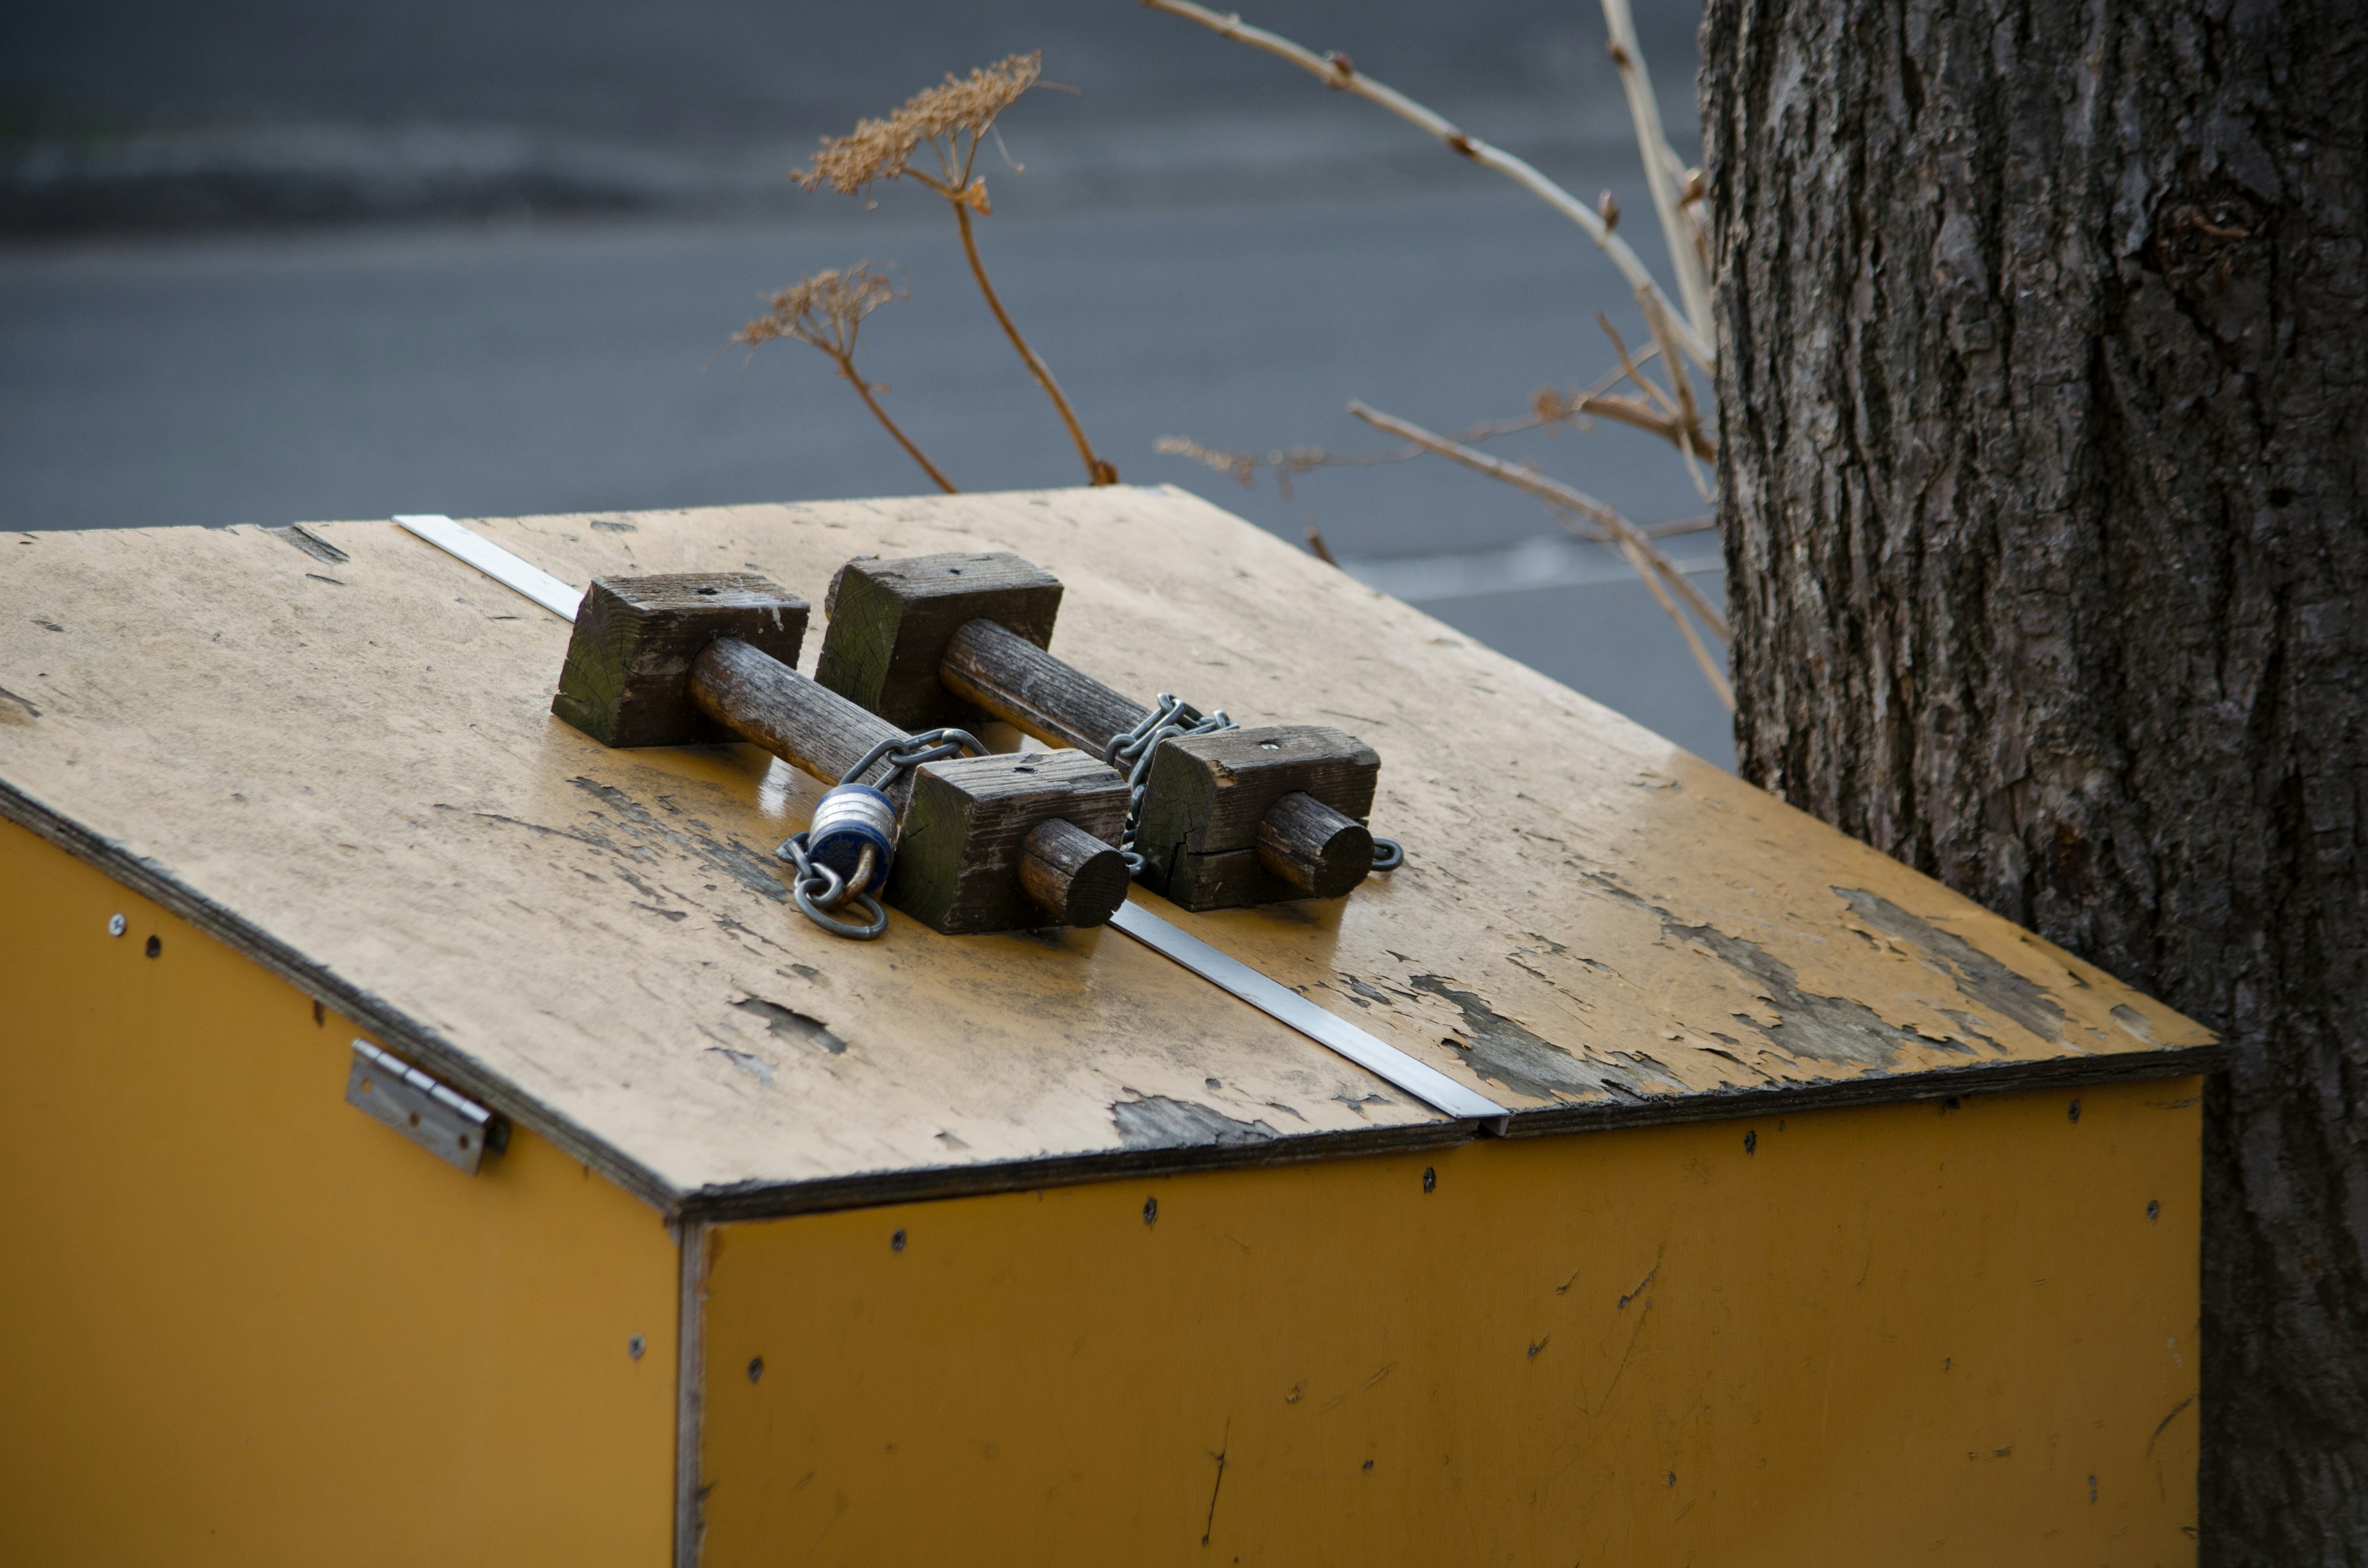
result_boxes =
[814,552,1383,912]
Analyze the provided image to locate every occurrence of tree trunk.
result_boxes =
[1699,0,2367,1558]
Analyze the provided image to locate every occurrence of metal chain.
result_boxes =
[1101,698,1403,876]
[838,727,986,792]
[1104,694,1233,874]
[777,834,889,939]
[774,728,989,941]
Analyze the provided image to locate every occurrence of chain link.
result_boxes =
[839,727,986,792]
[1103,694,1233,873]
[777,834,889,939]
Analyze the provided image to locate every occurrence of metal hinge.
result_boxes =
[345,1039,508,1173]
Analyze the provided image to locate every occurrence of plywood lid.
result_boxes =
[0,489,2217,1217]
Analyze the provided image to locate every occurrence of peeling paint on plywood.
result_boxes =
[1835,886,2067,1043]
[1112,1096,1278,1149]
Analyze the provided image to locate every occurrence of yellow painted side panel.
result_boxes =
[0,819,680,1565]
[702,1079,2200,1564]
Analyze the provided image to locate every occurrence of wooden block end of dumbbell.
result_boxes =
[1133,724,1381,911]
[889,750,1130,935]
[818,553,1063,731]
[553,574,808,747]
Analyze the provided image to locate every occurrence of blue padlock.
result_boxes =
[804,782,896,895]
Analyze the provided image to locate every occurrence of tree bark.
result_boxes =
[1700,0,2368,1559]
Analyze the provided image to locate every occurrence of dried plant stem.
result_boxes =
[1627,294,1715,501]
[1600,0,1715,344]
[733,263,960,495]
[1347,400,1730,642]
[1563,390,1709,453]
[1617,533,1734,709]
[795,54,1115,486]
[1141,0,1712,369]
[842,364,958,493]
[1593,314,1714,458]
[951,200,1115,485]
[1597,314,1680,420]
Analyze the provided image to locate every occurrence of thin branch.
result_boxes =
[1140,0,1712,369]
[1640,515,1719,538]
[1637,287,1716,503]
[952,199,1116,484]
[1347,400,1730,642]
[795,54,1118,485]
[1156,347,1720,502]
[1350,395,1730,708]
[1597,314,1682,420]
[1600,0,1715,345]
[1617,533,1733,710]
[842,367,958,493]
[1157,396,1569,500]
[1560,390,1700,451]
[733,264,958,494]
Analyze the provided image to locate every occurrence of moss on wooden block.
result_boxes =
[554,575,808,748]
[818,554,1063,732]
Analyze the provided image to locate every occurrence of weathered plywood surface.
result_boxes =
[0,488,2214,1213]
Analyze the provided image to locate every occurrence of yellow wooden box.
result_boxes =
[0,489,2216,1565]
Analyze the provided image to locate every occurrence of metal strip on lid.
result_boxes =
[394,513,583,622]
[1109,901,1511,1129]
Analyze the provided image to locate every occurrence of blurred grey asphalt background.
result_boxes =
[0,0,1731,763]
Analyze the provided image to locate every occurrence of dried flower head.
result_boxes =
[796,54,1042,197]
[729,262,956,493]
[734,264,900,363]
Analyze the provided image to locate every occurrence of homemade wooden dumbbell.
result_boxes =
[549,572,1130,935]
[814,553,1383,913]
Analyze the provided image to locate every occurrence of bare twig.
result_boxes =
[950,195,1117,484]
[1596,314,1678,420]
[1616,533,1734,709]
[1600,0,1714,345]
[1538,388,1704,453]
[1636,289,1716,503]
[1140,0,1712,368]
[1157,348,1719,503]
[1154,437,1355,500]
[1304,523,1339,565]
[1157,400,1567,500]
[734,265,957,493]
[796,55,1118,485]
[1347,400,1730,642]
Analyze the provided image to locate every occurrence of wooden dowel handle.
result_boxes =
[1018,817,1132,927]
[942,618,1152,755]
[688,637,910,790]
[1255,791,1375,899]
